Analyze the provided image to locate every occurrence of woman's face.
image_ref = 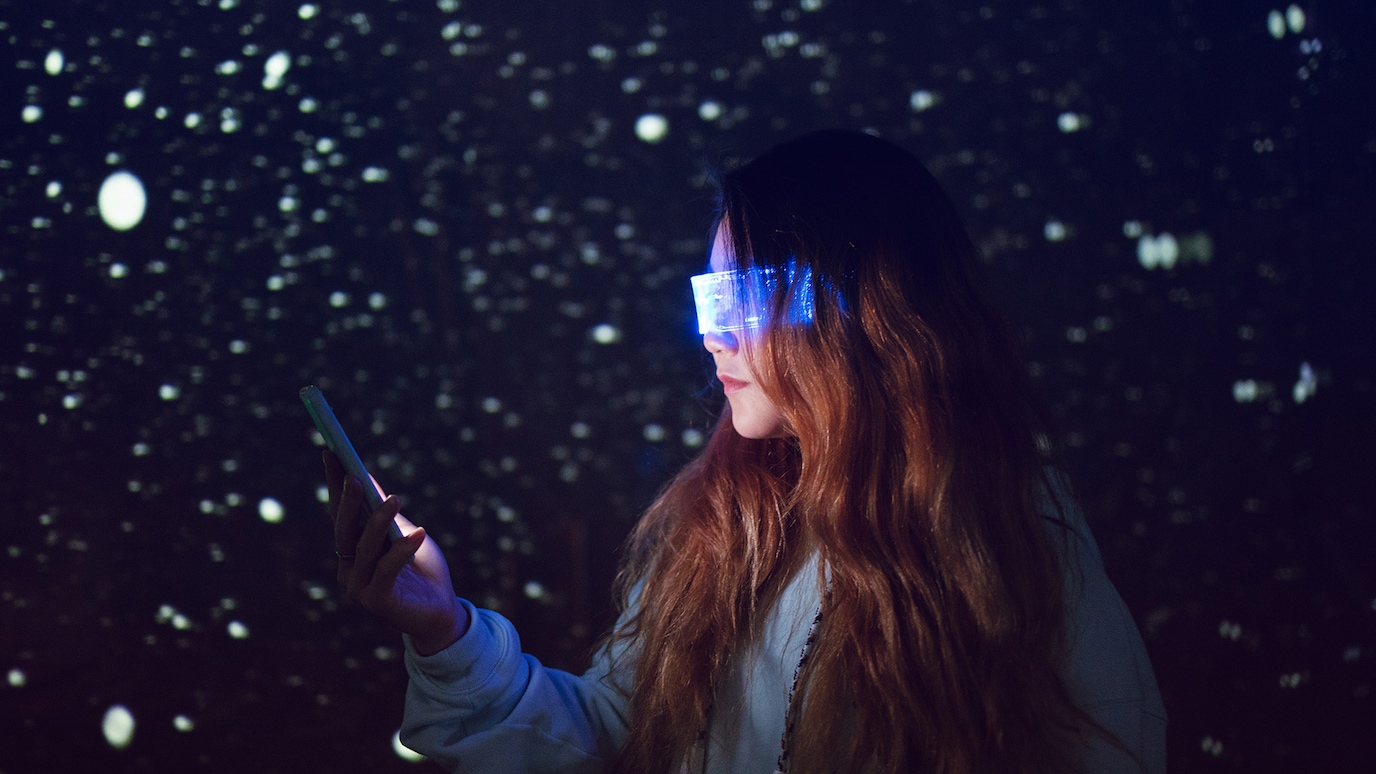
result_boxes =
[703,227,789,439]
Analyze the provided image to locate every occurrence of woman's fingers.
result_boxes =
[335,476,366,559]
[347,493,400,596]
[323,450,344,519]
[372,528,426,593]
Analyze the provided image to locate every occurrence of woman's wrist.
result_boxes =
[411,598,470,657]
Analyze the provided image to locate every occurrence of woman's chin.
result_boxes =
[731,415,784,440]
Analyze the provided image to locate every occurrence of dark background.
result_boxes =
[1,0,1373,771]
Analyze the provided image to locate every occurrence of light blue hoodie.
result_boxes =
[399,476,1166,772]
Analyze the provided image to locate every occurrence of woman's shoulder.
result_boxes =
[1036,468,1168,767]
[1033,467,1102,564]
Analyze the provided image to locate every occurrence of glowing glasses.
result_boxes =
[689,264,815,335]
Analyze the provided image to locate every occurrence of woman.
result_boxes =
[325,129,1166,773]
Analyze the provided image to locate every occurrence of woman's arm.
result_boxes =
[400,600,635,773]
[324,451,635,772]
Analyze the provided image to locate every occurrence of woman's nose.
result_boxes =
[703,330,738,355]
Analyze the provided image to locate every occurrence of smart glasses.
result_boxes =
[689,263,815,335]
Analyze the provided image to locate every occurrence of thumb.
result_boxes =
[375,527,426,584]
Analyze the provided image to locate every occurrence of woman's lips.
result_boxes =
[718,374,749,394]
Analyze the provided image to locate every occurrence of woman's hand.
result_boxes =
[324,450,469,656]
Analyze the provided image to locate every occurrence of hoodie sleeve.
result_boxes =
[398,596,637,773]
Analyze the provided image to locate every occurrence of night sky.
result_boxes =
[1,0,1373,771]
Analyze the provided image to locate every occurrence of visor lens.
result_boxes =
[691,270,761,334]
[693,264,821,334]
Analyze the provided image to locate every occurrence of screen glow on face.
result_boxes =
[689,264,815,335]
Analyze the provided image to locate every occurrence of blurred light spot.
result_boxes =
[109,263,129,278]
[589,44,615,62]
[1267,10,1286,39]
[132,442,151,456]
[393,730,426,762]
[263,50,291,89]
[1286,4,1306,34]
[184,112,202,129]
[45,49,64,76]
[98,172,147,231]
[21,105,42,123]
[316,485,329,503]
[1122,221,1143,238]
[258,498,284,523]
[229,340,249,354]
[299,97,318,113]
[124,88,144,109]
[63,394,81,409]
[362,166,389,182]
[298,3,319,20]
[102,705,135,749]
[46,181,62,198]
[481,397,502,413]
[909,89,935,112]
[442,21,463,41]
[682,428,705,447]
[635,113,668,143]
[1233,379,1259,403]
[1136,233,1179,270]
[643,424,666,442]
[570,421,590,438]
[1292,361,1317,403]
[219,107,241,133]
[1178,232,1214,264]
[591,323,621,344]
[173,715,194,732]
[215,59,241,75]
[368,292,387,310]
[1057,112,1082,133]
[159,384,180,401]
[529,89,550,109]
[699,101,722,121]
[227,620,249,639]
[329,291,349,308]
[1043,220,1067,241]
[523,581,545,599]
[7,668,25,687]
[1201,736,1223,757]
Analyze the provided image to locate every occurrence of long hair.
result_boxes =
[609,129,1096,773]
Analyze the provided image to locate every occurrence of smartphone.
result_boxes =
[300,385,405,542]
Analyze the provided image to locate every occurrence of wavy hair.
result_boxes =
[609,130,1102,773]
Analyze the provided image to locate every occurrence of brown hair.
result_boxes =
[609,130,1101,773]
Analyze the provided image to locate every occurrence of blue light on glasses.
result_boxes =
[689,263,815,335]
